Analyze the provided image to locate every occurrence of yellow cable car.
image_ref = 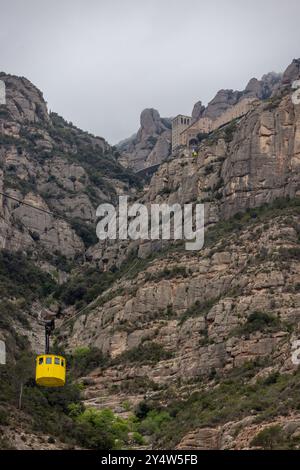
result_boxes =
[36,354,66,387]
[35,319,66,387]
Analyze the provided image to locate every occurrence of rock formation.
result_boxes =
[245,72,282,100]
[1,59,300,450]
[282,58,300,84]
[117,72,281,173]
[191,100,205,122]
[204,72,281,120]
[117,108,172,171]
[62,59,300,449]
[0,73,139,262]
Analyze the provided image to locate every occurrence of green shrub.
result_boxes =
[145,266,188,282]
[147,136,158,146]
[204,197,300,249]
[224,119,238,143]
[67,402,84,418]
[0,407,9,425]
[135,400,154,419]
[141,365,300,449]
[0,436,15,449]
[115,376,160,394]
[70,346,107,378]
[233,311,282,336]
[197,132,209,143]
[59,283,87,305]
[278,247,300,261]
[0,249,56,300]
[70,218,98,248]
[139,410,171,436]
[204,164,214,175]
[180,298,220,324]
[114,342,172,366]
[55,265,121,307]
[76,408,132,449]
[250,425,283,450]
[132,431,145,445]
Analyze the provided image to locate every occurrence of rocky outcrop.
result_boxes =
[67,211,300,371]
[146,85,300,221]
[177,428,221,450]
[117,71,281,172]
[203,89,243,120]
[220,93,299,218]
[86,70,300,274]
[64,205,300,449]
[61,63,300,450]
[139,109,166,137]
[117,108,171,171]
[177,415,300,450]
[203,73,281,120]
[2,59,300,450]
[0,73,139,265]
[245,72,281,100]
[0,73,50,124]
[282,58,300,84]
[192,100,205,122]
[0,405,80,449]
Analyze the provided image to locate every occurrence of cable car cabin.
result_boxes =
[36,355,66,387]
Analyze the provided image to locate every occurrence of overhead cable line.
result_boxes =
[0,190,67,221]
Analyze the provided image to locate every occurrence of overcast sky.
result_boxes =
[0,0,299,144]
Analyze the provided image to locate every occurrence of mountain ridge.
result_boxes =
[116,69,283,172]
[0,58,300,450]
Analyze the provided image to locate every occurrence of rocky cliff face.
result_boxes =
[282,59,300,84]
[62,60,300,449]
[203,72,281,120]
[0,72,142,451]
[65,200,300,449]
[117,72,281,173]
[191,100,206,122]
[1,60,300,450]
[0,73,140,265]
[117,108,172,172]
[147,87,299,222]
[245,72,282,100]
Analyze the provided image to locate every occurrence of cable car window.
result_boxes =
[61,360,64,367]
[46,357,52,364]
[55,357,60,365]
[39,357,43,365]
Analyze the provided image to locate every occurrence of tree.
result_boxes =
[251,425,283,450]
[13,353,34,409]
